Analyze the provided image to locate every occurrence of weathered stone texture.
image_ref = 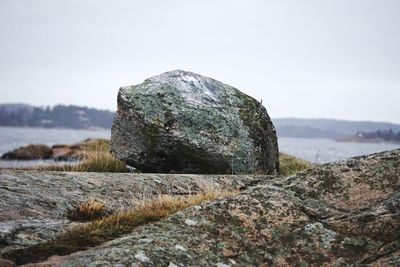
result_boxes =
[0,170,270,256]
[58,149,400,266]
[111,70,279,174]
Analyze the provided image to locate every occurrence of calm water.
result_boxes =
[278,137,399,163]
[0,127,399,167]
[0,127,111,168]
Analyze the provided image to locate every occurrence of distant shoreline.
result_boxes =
[0,125,110,131]
[0,103,114,129]
[337,137,400,145]
[2,125,399,145]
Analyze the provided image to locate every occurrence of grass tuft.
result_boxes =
[5,190,236,265]
[279,153,311,176]
[67,199,108,222]
[35,139,128,173]
[70,145,128,172]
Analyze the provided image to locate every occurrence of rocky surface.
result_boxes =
[1,149,399,266]
[0,219,70,255]
[0,170,270,258]
[1,145,53,161]
[0,171,268,221]
[111,70,279,174]
[55,149,400,266]
[1,141,90,161]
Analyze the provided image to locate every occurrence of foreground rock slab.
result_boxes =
[0,219,69,255]
[0,170,269,256]
[0,171,268,221]
[58,149,400,266]
[111,70,279,174]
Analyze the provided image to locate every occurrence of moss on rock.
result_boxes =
[111,70,279,174]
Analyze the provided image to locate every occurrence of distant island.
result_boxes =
[274,118,400,140]
[338,129,400,144]
[0,103,114,129]
[2,104,400,144]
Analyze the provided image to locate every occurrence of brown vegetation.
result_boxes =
[1,144,53,160]
[279,152,311,176]
[36,139,128,173]
[67,199,108,222]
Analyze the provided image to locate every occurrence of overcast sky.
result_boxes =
[0,0,399,123]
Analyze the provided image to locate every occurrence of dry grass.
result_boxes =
[79,138,110,151]
[67,199,108,222]
[13,138,310,175]
[5,190,236,265]
[279,153,311,176]
[35,139,128,173]
[70,146,128,172]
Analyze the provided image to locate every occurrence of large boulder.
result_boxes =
[111,70,279,174]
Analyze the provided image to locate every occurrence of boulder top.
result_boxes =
[144,69,216,88]
[121,70,237,107]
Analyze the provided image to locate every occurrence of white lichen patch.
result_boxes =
[134,250,150,263]
[184,219,198,226]
[304,222,337,249]
[216,262,232,267]
[229,259,237,265]
[174,244,187,251]
[147,70,219,107]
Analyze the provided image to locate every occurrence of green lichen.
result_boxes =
[111,70,279,174]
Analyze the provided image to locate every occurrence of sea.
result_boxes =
[0,126,399,168]
[0,127,111,168]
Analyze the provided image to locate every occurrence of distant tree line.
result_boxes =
[356,129,400,143]
[0,104,114,129]
[274,118,400,139]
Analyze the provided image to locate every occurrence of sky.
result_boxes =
[0,0,399,123]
